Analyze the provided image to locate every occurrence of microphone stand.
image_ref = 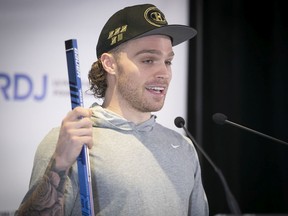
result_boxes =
[213,113,288,146]
[175,118,242,215]
[225,120,288,146]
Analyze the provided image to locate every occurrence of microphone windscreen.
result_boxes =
[212,113,227,125]
[174,116,185,128]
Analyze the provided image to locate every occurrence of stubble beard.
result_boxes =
[117,67,166,113]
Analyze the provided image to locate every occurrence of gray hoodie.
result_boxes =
[29,104,208,216]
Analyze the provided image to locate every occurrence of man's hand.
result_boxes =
[54,107,93,171]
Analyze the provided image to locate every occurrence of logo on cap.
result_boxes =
[144,6,167,27]
[108,25,128,46]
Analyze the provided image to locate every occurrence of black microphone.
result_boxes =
[212,113,288,146]
[174,117,242,215]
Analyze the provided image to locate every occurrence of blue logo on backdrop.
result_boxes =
[0,72,48,101]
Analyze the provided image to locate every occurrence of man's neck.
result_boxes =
[102,99,151,125]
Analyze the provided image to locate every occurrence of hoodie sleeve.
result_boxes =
[184,136,209,216]
[27,127,80,216]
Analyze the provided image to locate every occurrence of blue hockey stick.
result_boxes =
[65,39,95,216]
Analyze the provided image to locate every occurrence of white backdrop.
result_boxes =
[0,0,189,211]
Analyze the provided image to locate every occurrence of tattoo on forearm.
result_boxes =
[16,158,67,216]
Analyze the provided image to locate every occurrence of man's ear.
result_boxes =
[100,53,117,75]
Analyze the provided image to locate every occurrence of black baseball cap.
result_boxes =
[96,4,197,58]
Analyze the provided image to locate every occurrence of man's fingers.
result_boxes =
[65,107,93,121]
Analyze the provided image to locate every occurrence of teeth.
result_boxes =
[146,86,165,94]
[147,86,164,91]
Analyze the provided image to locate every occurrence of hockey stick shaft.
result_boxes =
[65,39,95,216]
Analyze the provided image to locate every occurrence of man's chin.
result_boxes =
[147,104,164,113]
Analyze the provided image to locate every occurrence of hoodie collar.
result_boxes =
[90,103,156,132]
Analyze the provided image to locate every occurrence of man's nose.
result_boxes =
[155,63,171,80]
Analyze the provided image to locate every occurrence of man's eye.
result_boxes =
[165,60,172,66]
[143,59,154,64]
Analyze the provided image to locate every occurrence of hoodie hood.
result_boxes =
[90,103,156,132]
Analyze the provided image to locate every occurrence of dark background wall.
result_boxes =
[188,0,288,215]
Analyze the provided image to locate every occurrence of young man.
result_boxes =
[16,4,209,216]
